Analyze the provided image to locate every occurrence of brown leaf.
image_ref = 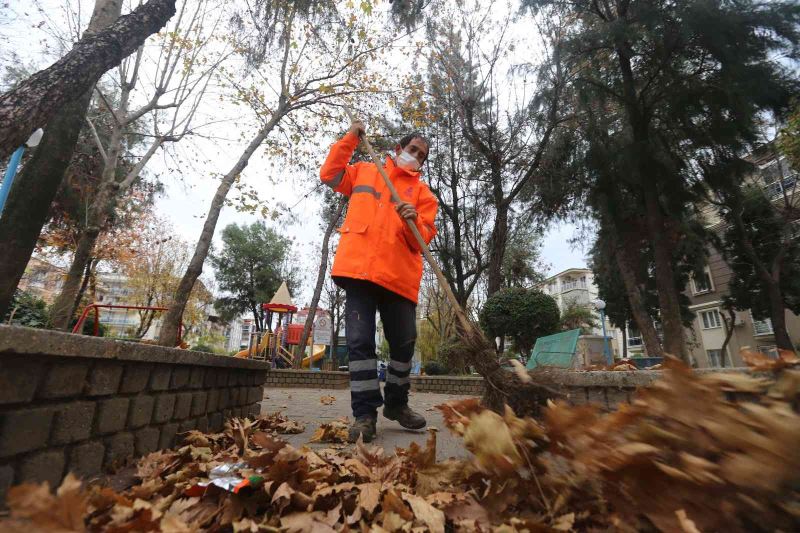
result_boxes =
[402,493,445,533]
[357,483,382,515]
[320,395,337,405]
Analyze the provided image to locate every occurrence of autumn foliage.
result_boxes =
[3,361,799,532]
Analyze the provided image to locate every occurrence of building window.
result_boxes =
[692,266,714,294]
[751,315,774,336]
[706,349,728,368]
[700,309,722,329]
[627,327,644,347]
[760,157,797,199]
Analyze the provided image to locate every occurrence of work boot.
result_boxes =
[348,415,377,443]
[383,404,426,430]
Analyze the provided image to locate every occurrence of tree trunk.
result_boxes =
[71,256,95,321]
[720,307,736,366]
[0,0,125,317]
[642,184,688,362]
[296,200,346,367]
[614,241,664,358]
[51,228,102,329]
[158,108,287,346]
[622,321,628,359]
[0,0,176,159]
[767,281,794,350]
[486,206,508,296]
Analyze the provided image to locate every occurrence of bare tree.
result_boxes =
[0,0,176,158]
[427,8,569,297]
[50,0,223,329]
[157,6,395,345]
[297,194,346,366]
[0,0,129,317]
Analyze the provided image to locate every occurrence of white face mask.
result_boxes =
[396,150,421,171]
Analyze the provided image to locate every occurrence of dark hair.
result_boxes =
[398,131,431,162]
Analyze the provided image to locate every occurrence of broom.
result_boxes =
[343,107,561,412]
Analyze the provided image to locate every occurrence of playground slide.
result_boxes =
[234,335,270,359]
[301,344,326,368]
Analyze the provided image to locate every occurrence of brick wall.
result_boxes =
[0,325,269,504]
[264,369,350,389]
[410,376,485,396]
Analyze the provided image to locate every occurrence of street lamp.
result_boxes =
[593,299,613,365]
[0,128,44,215]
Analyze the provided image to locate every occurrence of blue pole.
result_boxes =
[600,309,612,365]
[0,145,25,215]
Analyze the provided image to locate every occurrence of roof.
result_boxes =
[540,267,592,284]
[262,281,297,313]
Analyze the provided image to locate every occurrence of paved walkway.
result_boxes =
[258,388,476,460]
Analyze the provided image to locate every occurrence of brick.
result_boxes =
[251,371,268,385]
[227,372,239,387]
[128,395,155,428]
[0,464,14,506]
[208,412,224,433]
[134,427,160,456]
[204,370,217,388]
[248,403,261,417]
[229,388,240,406]
[19,449,65,487]
[51,401,95,445]
[170,366,191,389]
[238,371,250,386]
[206,389,220,413]
[86,361,124,396]
[232,407,243,418]
[222,409,232,420]
[69,441,105,479]
[149,365,172,391]
[152,394,176,423]
[173,392,193,420]
[240,387,251,406]
[190,391,208,416]
[248,386,262,404]
[39,361,89,399]
[178,418,197,434]
[189,367,205,389]
[105,432,134,468]
[159,423,179,450]
[0,406,54,457]
[196,416,209,433]
[95,397,130,434]
[0,356,43,404]
[215,370,229,387]
[119,364,153,394]
[219,388,231,409]
[586,388,608,409]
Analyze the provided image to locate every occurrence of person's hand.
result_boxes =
[396,201,417,221]
[349,120,365,138]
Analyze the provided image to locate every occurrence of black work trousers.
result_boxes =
[337,277,417,418]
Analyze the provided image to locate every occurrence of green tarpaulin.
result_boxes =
[527,329,581,369]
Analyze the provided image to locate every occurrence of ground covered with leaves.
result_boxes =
[3,360,799,532]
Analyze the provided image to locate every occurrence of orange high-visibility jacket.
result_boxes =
[320,132,438,303]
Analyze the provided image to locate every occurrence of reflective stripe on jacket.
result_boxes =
[320,132,438,303]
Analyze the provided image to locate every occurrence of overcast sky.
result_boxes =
[2,0,589,304]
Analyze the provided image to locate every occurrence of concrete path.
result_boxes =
[258,388,476,461]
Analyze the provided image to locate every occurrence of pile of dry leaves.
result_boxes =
[3,361,799,532]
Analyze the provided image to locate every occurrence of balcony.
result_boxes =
[561,280,588,292]
[753,317,774,336]
[763,175,797,199]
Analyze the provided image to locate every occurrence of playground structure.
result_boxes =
[72,303,183,344]
[234,282,332,369]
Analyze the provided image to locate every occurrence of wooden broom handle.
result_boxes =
[344,107,472,332]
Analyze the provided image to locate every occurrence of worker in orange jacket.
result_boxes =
[320,120,438,443]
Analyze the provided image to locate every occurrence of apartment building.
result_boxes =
[539,267,624,357]
[17,257,224,345]
[686,147,800,368]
